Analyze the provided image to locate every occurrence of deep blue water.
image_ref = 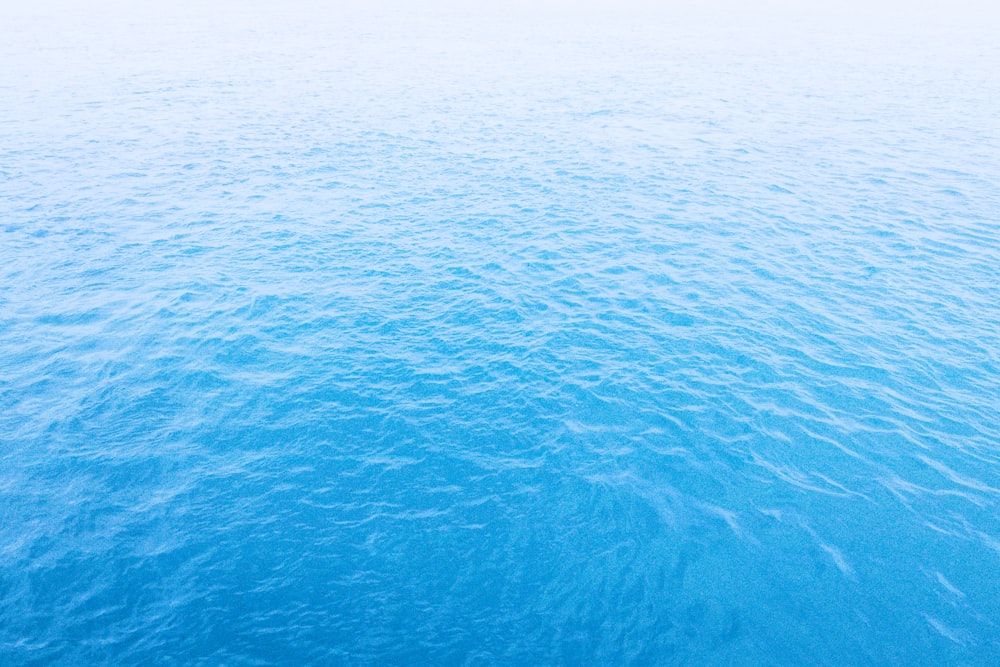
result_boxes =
[3,2,1000,664]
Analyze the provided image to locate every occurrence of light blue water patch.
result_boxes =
[2,2,1000,664]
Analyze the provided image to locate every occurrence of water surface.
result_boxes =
[2,2,1000,664]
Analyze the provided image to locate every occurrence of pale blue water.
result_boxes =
[2,2,1000,664]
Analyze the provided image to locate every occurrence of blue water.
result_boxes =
[3,2,1000,664]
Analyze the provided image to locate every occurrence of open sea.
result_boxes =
[2,1,999,664]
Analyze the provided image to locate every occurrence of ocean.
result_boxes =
[2,1,999,663]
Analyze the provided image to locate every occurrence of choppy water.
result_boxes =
[3,1,1000,664]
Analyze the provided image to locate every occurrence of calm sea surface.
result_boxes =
[2,2,999,664]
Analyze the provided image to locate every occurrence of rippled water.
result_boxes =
[3,1,1000,664]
